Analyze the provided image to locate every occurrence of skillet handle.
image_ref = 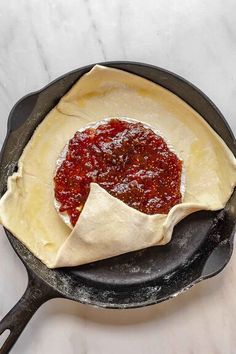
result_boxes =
[0,270,57,354]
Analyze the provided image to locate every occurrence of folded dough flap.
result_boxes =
[53,183,167,268]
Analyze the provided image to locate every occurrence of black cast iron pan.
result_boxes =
[0,61,236,354]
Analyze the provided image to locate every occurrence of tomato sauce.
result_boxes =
[54,119,182,226]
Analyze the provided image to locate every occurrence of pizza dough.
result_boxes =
[0,65,235,268]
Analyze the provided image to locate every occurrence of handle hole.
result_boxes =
[0,329,11,347]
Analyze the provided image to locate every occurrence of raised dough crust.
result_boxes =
[0,65,235,268]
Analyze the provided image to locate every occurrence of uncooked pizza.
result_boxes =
[0,65,235,268]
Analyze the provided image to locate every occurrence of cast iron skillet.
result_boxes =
[0,61,236,354]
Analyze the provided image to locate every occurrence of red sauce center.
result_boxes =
[54,119,183,226]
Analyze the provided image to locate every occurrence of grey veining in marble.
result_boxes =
[0,0,236,353]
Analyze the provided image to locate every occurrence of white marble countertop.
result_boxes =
[0,0,236,353]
